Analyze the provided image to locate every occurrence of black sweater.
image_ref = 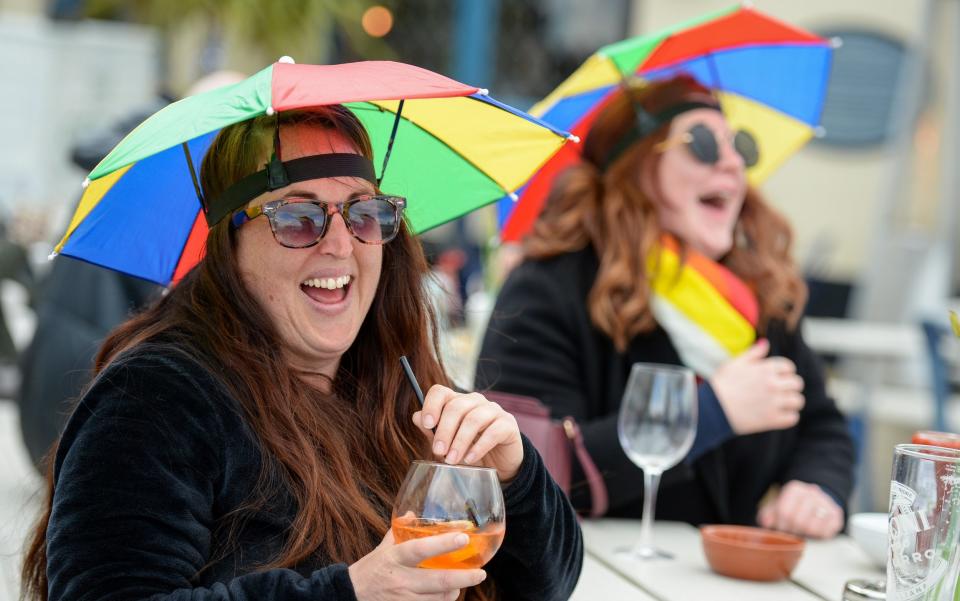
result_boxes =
[475,248,855,525]
[46,346,582,600]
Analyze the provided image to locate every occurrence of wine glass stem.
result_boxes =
[639,469,662,554]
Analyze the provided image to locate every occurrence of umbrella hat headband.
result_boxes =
[202,152,377,225]
[198,99,407,226]
[603,99,720,169]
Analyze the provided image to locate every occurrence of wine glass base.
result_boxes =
[616,545,674,561]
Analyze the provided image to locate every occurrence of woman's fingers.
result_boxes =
[445,402,502,465]
[781,374,805,392]
[415,388,523,477]
[391,531,464,567]
[767,481,844,539]
[419,385,459,431]
[430,393,485,458]
[766,357,798,376]
[778,391,805,412]
[351,529,486,599]
[392,533,486,590]
[462,414,516,465]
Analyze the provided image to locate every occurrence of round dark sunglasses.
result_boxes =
[656,123,759,168]
[231,194,407,248]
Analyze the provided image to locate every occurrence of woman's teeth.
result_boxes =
[302,275,351,290]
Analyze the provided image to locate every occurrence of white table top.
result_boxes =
[570,555,656,600]
[578,519,884,601]
[792,534,884,601]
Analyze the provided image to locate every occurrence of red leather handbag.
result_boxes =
[485,390,608,517]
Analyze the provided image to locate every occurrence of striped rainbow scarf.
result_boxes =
[648,235,759,378]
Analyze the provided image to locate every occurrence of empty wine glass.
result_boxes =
[392,461,506,569]
[617,362,697,560]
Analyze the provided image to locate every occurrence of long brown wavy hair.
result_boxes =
[525,75,807,352]
[23,107,495,600]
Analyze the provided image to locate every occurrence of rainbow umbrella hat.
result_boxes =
[54,59,575,286]
[500,4,836,243]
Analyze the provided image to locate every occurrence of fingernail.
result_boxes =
[433,441,445,455]
[445,449,460,464]
[455,533,469,546]
[465,452,477,464]
[478,570,487,582]
[422,414,435,429]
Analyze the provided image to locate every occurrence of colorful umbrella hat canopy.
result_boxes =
[499,4,834,243]
[55,60,574,286]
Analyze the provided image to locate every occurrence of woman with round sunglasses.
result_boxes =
[476,75,854,539]
[22,107,582,601]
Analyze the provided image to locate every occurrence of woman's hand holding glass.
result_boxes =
[348,386,520,599]
[413,385,524,482]
[757,480,844,539]
[348,530,487,600]
[710,339,806,435]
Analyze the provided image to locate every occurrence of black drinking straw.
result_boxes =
[399,355,484,527]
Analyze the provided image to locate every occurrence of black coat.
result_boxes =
[475,248,855,526]
[47,344,582,600]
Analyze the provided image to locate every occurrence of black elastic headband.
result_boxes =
[204,153,377,225]
[603,100,721,169]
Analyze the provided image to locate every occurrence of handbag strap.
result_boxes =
[562,417,608,518]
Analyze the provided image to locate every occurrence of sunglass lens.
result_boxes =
[686,124,720,164]
[347,197,400,243]
[272,203,326,248]
[734,130,759,167]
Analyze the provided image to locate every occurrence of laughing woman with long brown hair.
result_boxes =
[21,104,581,600]
[476,75,854,539]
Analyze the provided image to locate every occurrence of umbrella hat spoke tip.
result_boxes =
[830,37,843,49]
[266,107,276,116]
[47,251,58,261]
[478,88,489,96]
[277,55,296,64]
[814,126,827,138]
[567,134,581,143]
[82,177,90,189]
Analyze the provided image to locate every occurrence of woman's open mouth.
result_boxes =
[301,275,351,304]
[699,193,727,210]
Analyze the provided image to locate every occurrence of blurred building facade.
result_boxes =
[0,0,158,248]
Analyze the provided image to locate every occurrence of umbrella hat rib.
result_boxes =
[349,101,508,233]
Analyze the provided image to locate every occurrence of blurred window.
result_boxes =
[815,28,927,148]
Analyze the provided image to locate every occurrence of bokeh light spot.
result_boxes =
[362,6,394,38]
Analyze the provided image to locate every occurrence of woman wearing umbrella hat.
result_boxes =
[21,67,582,599]
[475,75,854,539]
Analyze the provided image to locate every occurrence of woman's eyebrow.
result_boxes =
[280,187,375,201]
[281,189,319,199]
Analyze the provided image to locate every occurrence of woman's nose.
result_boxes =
[716,135,745,171]
[317,212,353,257]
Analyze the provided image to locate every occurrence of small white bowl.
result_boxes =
[849,512,888,568]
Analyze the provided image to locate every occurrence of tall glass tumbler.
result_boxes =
[887,444,960,600]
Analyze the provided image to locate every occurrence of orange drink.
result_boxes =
[392,516,505,569]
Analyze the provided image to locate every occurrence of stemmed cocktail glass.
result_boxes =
[617,362,697,561]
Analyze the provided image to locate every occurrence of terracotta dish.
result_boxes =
[700,524,805,581]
